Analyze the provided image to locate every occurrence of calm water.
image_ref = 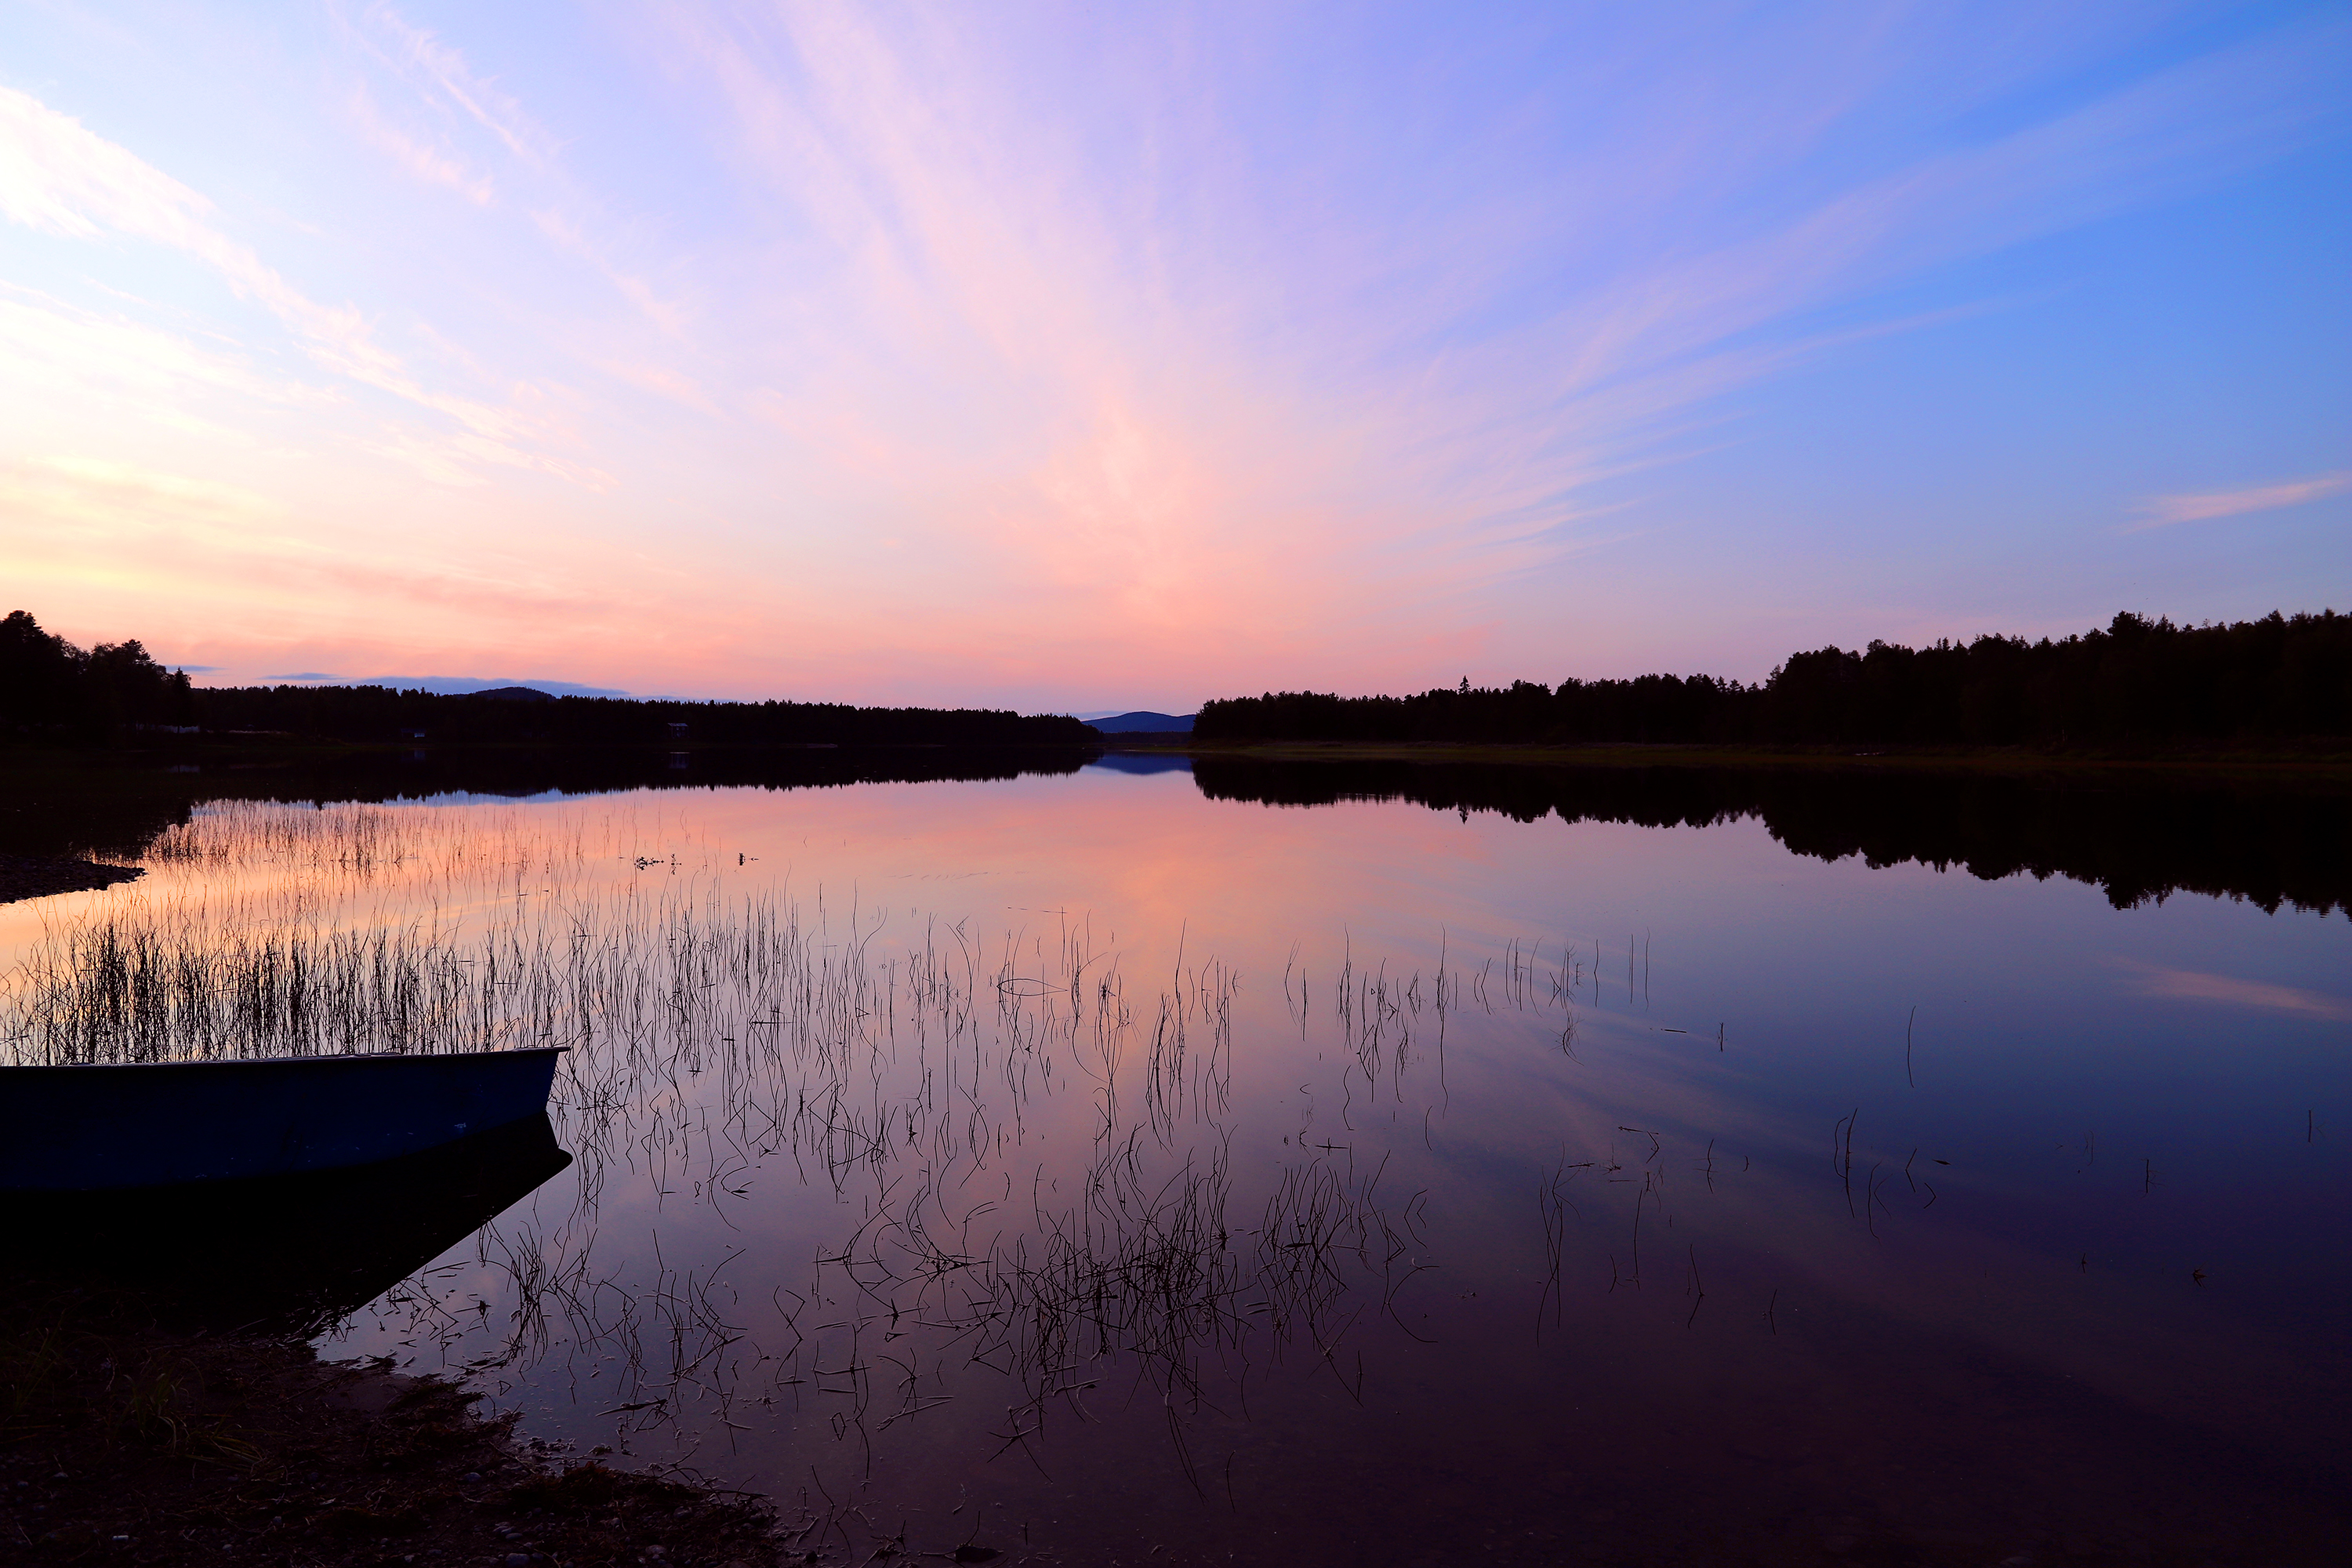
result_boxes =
[5,753,2347,1565]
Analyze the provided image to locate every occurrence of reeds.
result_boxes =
[0,796,1693,1512]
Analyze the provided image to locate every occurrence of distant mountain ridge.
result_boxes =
[355,676,630,698]
[1088,711,1194,734]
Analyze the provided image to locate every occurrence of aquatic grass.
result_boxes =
[2,796,1687,1513]
[144,797,426,870]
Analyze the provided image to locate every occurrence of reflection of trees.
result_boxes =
[0,746,1091,862]
[1194,757,2352,916]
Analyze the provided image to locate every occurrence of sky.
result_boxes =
[1,2,2347,710]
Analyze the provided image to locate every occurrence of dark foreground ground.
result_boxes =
[0,1281,869,1568]
[0,854,143,905]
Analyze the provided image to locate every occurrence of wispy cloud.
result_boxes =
[2,86,391,376]
[2111,958,2352,1021]
[0,455,629,637]
[350,2,555,169]
[0,283,322,409]
[345,83,494,205]
[0,85,603,485]
[2122,471,2352,532]
[624,0,2352,692]
[4,5,2347,702]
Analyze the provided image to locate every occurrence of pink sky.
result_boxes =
[2,3,2347,709]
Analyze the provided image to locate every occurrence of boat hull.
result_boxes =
[0,1047,565,1191]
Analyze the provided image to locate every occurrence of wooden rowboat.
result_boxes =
[0,1046,565,1192]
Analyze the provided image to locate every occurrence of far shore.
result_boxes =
[1110,735,2352,781]
[5,733,2351,783]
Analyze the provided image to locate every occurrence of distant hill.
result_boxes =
[1088,711,1195,734]
[467,686,554,702]
[350,676,631,698]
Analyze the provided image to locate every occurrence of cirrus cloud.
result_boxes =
[0,84,605,486]
[2122,471,2351,532]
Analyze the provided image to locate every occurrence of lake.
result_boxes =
[3,750,2346,1566]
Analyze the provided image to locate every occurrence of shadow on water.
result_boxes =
[10,745,2348,918]
[6,1116,572,1334]
[1192,755,2352,914]
[0,744,1097,862]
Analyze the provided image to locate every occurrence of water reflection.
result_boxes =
[1194,754,2352,915]
[9,1115,572,1334]
[0,760,2345,1563]
[1084,752,1196,776]
[13,746,2344,920]
[0,744,1097,862]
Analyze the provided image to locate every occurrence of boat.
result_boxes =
[0,1046,566,1192]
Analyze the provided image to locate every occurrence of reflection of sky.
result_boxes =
[4,771,2344,1549]
[2,5,2348,707]
[0,775,2257,1548]
[1082,753,1196,776]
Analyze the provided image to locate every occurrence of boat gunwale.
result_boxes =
[0,1044,570,1073]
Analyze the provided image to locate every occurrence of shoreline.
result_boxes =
[0,854,144,906]
[8,733,2352,780]
[0,1278,810,1567]
[1126,736,2352,782]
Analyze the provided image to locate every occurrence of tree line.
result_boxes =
[1194,611,2352,748]
[1,611,195,742]
[0,611,1095,748]
[16,605,2348,753]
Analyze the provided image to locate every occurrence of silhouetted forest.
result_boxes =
[191,684,1096,746]
[1196,612,2352,748]
[1,612,194,742]
[1192,756,2352,917]
[1,610,1094,748]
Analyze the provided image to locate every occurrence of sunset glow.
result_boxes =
[3,2,2347,708]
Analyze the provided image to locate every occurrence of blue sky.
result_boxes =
[2,2,2346,706]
